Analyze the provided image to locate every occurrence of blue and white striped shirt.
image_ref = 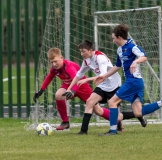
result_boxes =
[116,39,146,79]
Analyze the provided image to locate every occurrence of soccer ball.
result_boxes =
[36,123,53,136]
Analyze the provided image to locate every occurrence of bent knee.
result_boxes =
[108,99,118,108]
[134,112,142,117]
[86,98,97,107]
[55,93,64,100]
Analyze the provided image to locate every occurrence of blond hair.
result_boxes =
[47,48,62,59]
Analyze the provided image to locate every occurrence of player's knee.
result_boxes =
[86,98,96,108]
[93,105,102,116]
[55,92,64,100]
[108,99,117,108]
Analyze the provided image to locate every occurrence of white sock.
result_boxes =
[157,100,162,107]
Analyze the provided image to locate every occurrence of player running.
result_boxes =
[33,47,122,131]
[94,24,162,136]
[63,40,147,135]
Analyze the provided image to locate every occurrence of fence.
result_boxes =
[0,0,162,118]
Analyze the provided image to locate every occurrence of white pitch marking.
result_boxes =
[3,76,34,82]
[3,76,16,82]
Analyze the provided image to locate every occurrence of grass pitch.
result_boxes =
[0,118,162,160]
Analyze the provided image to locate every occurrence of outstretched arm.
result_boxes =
[77,76,96,87]
[67,76,80,91]
[94,66,121,85]
[33,69,55,103]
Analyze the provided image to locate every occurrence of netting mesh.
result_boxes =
[95,7,161,118]
[26,2,162,130]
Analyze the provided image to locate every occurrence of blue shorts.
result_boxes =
[116,78,144,104]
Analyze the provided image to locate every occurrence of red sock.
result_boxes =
[102,108,110,120]
[56,100,68,122]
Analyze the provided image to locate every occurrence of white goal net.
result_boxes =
[94,6,162,120]
[25,3,162,130]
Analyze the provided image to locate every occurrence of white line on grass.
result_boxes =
[3,76,34,82]
[3,76,16,82]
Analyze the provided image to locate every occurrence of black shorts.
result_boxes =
[93,87,120,104]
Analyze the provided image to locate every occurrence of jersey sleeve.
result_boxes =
[41,68,55,90]
[76,61,90,79]
[132,45,146,57]
[97,55,112,76]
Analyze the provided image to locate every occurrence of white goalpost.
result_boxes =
[25,2,162,130]
[94,6,162,122]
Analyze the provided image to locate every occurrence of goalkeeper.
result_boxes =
[63,40,147,135]
[33,47,123,131]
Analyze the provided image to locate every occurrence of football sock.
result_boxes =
[110,108,118,133]
[102,108,110,120]
[81,113,92,132]
[137,116,144,122]
[122,112,135,120]
[56,100,69,122]
[142,102,160,116]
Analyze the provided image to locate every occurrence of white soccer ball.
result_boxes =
[36,123,53,136]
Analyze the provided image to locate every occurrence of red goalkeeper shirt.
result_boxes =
[41,59,88,93]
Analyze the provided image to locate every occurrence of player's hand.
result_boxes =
[94,75,105,86]
[62,90,75,99]
[77,79,88,87]
[130,61,137,74]
[33,89,44,103]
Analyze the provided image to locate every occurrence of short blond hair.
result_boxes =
[47,48,62,59]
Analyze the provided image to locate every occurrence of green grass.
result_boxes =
[0,118,162,160]
[3,67,35,104]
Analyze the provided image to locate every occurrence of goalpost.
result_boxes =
[94,6,162,122]
[25,2,162,130]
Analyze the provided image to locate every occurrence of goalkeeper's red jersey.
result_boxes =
[41,59,92,100]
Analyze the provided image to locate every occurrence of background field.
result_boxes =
[3,67,35,104]
[0,118,162,160]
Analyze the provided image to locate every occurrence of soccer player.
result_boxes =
[33,47,122,131]
[63,40,147,135]
[94,24,162,136]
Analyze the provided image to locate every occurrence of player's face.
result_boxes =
[79,48,93,59]
[49,56,63,69]
[112,33,121,46]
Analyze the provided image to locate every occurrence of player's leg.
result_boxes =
[55,87,70,130]
[99,94,122,136]
[117,78,147,128]
[131,98,147,127]
[93,104,110,120]
[132,98,162,118]
[77,92,103,134]
[75,85,108,134]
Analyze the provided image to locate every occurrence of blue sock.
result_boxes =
[142,102,160,116]
[110,108,118,133]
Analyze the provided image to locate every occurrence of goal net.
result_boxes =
[26,0,99,130]
[25,2,162,130]
[94,6,162,120]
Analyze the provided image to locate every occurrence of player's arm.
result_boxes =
[77,55,110,86]
[130,46,147,74]
[77,76,97,87]
[94,55,121,85]
[94,66,120,85]
[62,61,90,98]
[33,69,55,103]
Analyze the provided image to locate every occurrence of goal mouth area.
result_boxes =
[24,119,162,131]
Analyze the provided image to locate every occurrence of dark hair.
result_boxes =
[78,40,94,50]
[113,24,129,40]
